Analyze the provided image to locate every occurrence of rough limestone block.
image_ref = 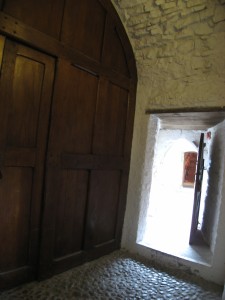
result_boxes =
[193,23,213,35]
[177,39,195,54]
[127,14,150,26]
[165,13,180,23]
[163,6,181,16]
[164,25,175,35]
[187,0,207,8]
[174,14,200,30]
[150,8,162,18]
[158,42,176,57]
[150,25,163,35]
[144,2,152,12]
[175,27,194,39]
[200,7,215,21]
[118,0,147,9]
[161,2,177,10]
[146,47,159,59]
[191,57,207,70]
[177,0,186,10]
[214,21,225,32]
[155,0,165,6]
[192,4,206,12]
[213,5,225,23]
[133,28,148,37]
[134,36,158,50]
[127,5,145,16]
[162,34,174,40]
[133,21,149,30]
[149,17,162,25]
[181,7,194,17]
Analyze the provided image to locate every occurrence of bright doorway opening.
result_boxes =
[136,110,225,265]
[140,128,210,263]
[137,109,221,265]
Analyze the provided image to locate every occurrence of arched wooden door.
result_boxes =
[38,0,137,278]
[0,0,137,286]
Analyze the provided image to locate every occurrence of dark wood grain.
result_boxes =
[93,79,129,155]
[0,0,4,10]
[0,40,55,289]
[102,15,129,76]
[99,0,137,80]
[61,154,128,170]
[61,0,106,61]
[54,170,89,258]
[49,60,99,155]
[84,170,121,249]
[0,12,131,89]
[0,34,5,72]
[3,0,65,38]
[0,0,137,287]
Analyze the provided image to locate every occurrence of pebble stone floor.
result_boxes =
[0,250,223,300]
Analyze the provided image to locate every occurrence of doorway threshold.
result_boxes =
[138,239,212,267]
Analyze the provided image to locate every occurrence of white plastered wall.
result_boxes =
[111,0,225,285]
[122,116,225,285]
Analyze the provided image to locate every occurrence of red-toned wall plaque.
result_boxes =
[182,152,197,187]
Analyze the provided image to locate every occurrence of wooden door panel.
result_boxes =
[102,16,129,77]
[6,55,44,147]
[4,148,36,167]
[37,0,137,279]
[0,0,136,286]
[0,167,32,270]
[85,170,121,248]
[39,167,87,278]
[0,35,4,70]
[93,80,128,155]
[2,0,64,38]
[61,0,106,61]
[0,39,55,289]
[39,60,99,277]
[49,60,99,154]
[54,170,88,258]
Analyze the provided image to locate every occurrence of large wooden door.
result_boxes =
[39,57,133,278]
[0,0,137,286]
[0,36,55,289]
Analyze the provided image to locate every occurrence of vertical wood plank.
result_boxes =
[61,0,106,61]
[0,0,3,10]
[102,16,129,76]
[0,39,55,290]
[0,34,5,73]
[3,0,65,38]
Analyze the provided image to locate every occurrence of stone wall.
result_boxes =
[112,0,225,109]
[111,0,225,285]
[202,121,225,251]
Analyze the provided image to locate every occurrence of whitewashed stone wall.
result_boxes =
[203,121,225,252]
[111,0,225,285]
[112,0,225,109]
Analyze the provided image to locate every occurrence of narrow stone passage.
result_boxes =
[0,250,222,300]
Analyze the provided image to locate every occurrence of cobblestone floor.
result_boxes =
[0,250,223,300]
